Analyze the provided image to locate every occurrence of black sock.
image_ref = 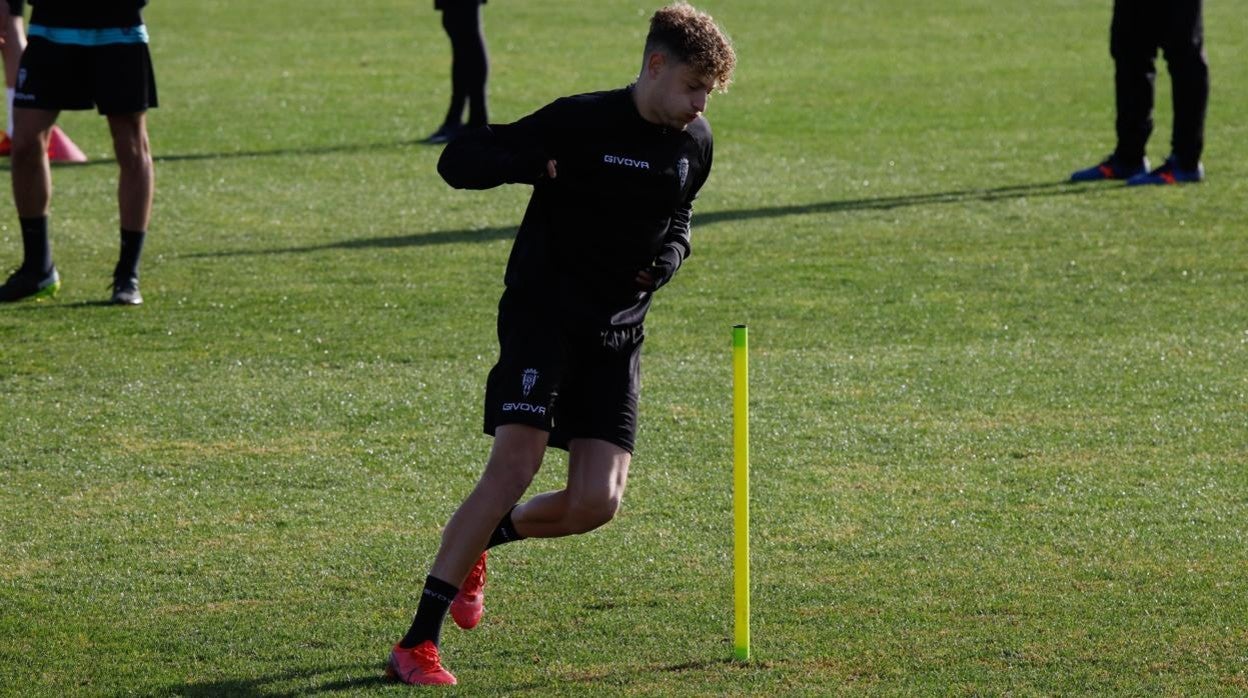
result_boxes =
[486,506,525,549]
[398,575,458,649]
[19,216,51,274]
[115,228,146,279]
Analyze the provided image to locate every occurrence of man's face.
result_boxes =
[647,54,715,130]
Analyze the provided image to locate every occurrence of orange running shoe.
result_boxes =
[385,641,457,686]
[451,551,487,630]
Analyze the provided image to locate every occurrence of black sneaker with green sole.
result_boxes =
[0,265,60,303]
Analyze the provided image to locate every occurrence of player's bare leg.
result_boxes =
[511,438,631,537]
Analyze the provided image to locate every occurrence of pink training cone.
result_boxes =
[47,126,87,163]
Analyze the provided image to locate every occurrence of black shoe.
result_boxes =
[423,124,462,145]
[0,264,60,302]
[110,275,143,305]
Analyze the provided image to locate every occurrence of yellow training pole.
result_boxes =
[732,324,750,661]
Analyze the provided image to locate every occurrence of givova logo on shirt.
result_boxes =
[603,154,650,170]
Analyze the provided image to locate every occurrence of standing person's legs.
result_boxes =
[441,1,488,129]
[1160,0,1207,170]
[9,106,56,274]
[107,112,153,232]
[10,107,56,219]
[0,106,58,301]
[1109,0,1158,166]
[1,30,70,300]
[105,112,152,303]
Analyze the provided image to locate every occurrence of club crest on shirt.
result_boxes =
[677,157,689,188]
[521,368,538,397]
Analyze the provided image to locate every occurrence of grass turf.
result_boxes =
[2,0,1246,694]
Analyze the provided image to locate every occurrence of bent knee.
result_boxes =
[567,495,621,534]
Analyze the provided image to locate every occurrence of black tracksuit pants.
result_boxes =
[440,1,489,129]
[1110,0,1208,169]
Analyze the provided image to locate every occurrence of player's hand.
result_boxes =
[634,269,658,291]
[545,159,557,179]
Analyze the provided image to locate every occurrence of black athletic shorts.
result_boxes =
[483,291,643,453]
[15,34,158,114]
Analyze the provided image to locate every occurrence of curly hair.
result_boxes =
[644,3,736,91]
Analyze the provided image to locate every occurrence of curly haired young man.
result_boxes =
[385,3,736,686]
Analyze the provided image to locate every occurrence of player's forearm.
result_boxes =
[641,205,693,290]
[437,126,546,190]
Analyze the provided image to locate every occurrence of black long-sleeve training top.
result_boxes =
[438,86,713,329]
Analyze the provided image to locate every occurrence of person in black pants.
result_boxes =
[424,0,488,144]
[1071,0,1208,185]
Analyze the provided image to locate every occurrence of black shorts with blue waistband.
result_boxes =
[14,20,156,114]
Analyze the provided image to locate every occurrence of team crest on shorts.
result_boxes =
[677,157,689,188]
[521,368,538,397]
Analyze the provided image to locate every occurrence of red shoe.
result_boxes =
[0,134,10,156]
[451,551,487,630]
[385,641,457,686]
[46,126,87,163]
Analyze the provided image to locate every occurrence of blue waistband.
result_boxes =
[27,25,149,46]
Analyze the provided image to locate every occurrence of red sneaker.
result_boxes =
[385,641,457,686]
[0,134,11,157]
[450,551,487,630]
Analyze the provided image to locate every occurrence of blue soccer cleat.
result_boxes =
[1126,156,1204,186]
[1070,154,1149,182]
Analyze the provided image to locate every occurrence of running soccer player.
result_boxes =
[0,0,156,305]
[385,3,736,686]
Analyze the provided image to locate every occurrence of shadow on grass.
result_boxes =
[6,298,126,312]
[165,658,743,695]
[182,225,517,260]
[507,657,743,692]
[181,179,1117,260]
[0,139,433,171]
[162,659,748,694]
[695,179,1117,225]
[169,662,388,697]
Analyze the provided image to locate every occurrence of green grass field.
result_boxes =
[2,0,1246,694]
